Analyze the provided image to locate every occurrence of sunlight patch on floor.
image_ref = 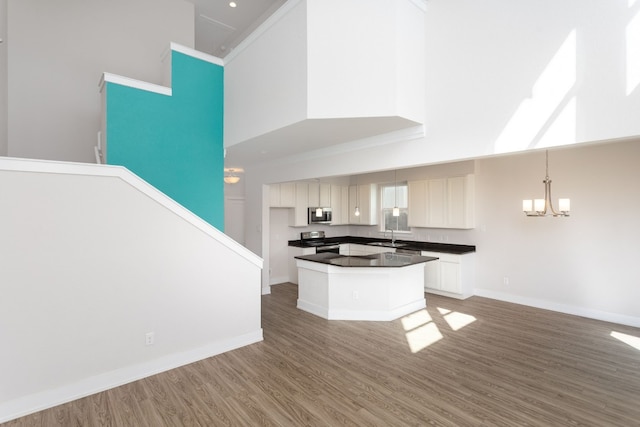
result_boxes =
[405,323,443,353]
[402,307,476,353]
[401,309,433,331]
[611,331,640,351]
[442,311,477,331]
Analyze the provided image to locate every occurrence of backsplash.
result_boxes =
[284,221,476,245]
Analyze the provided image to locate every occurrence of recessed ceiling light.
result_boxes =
[229,1,237,7]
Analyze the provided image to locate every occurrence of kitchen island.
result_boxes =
[294,252,438,321]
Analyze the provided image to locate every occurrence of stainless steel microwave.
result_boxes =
[308,207,332,224]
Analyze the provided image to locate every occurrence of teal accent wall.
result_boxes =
[105,51,224,230]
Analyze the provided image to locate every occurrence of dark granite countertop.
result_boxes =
[288,235,476,254]
[295,252,439,268]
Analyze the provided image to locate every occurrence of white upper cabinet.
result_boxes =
[447,176,474,228]
[408,180,428,228]
[289,183,309,227]
[224,0,426,152]
[269,183,296,208]
[408,175,475,229]
[330,184,349,225]
[340,186,349,226]
[320,184,331,207]
[348,184,378,225]
[308,182,331,207]
[269,185,280,207]
[281,183,297,207]
[427,178,447,228]
[308,182,318,207]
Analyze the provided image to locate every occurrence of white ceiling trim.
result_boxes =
[169,42,224,66]
[99,72,171,96]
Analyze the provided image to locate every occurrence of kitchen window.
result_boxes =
[380,182,409,232]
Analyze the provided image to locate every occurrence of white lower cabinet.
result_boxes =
[421,251,441,290]
[345,244,395,256]
[440,255,462,294]
[347,244,369,256]
[421,251,475,299]
[291,243,475,299]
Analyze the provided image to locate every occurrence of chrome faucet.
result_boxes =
[386,229,395,245]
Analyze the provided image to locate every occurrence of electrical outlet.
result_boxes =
[353,291,359,300]
[503,277,509,285]
[145,332,155,346]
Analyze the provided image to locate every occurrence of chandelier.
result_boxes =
[224,168,241,184]
[522,150,570,217]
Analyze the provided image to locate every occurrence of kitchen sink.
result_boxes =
[367,241,407,247]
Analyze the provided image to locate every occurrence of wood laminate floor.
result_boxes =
[5,283,640,426]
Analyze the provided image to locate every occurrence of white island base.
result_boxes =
[296,259,427,321]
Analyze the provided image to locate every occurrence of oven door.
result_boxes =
[315,245,340,254]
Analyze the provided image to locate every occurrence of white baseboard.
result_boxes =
[269,275,288,285]
[0,330,263,424]
[474,288,640,328]
[425,288,472,300]
[297,299,328,318]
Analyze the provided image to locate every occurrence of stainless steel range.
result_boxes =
[300,231,340,254]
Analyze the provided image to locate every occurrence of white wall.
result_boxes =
[224,0,308,147]
[0,0,7,156]
[6,0,194,163]
[269,208,292,284]
[424,0,640,158]
[306,0,424,122]
[0,158,262,422]
[224,0,425,156]
[241,0,640,183]
[224,178,246,245]
[474,140,640,326]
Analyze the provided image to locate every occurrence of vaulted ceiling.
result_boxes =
[189,0,286,57]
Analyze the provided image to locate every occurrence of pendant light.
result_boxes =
[392,170,400,217]
[522,150,570,217]
[354,176,360,216]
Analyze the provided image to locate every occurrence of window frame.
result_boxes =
[379,181,410,233]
